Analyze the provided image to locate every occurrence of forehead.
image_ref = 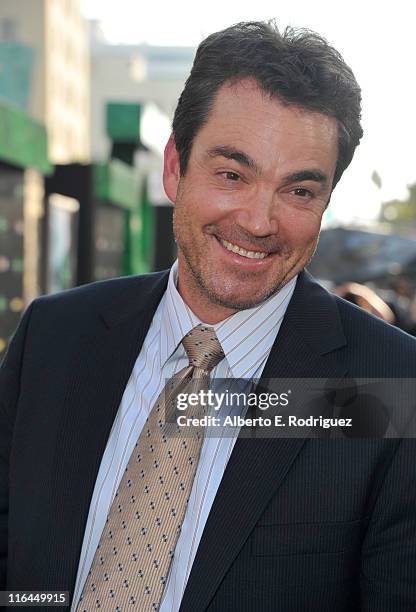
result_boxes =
[194,79,339,176]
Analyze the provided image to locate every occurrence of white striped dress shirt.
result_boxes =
[71,262,296,611]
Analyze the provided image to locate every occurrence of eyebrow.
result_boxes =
[207,146,328,186]
[207,146,261,175]
[282,170,328,186]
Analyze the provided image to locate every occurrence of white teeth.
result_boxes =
[220,239,268,259]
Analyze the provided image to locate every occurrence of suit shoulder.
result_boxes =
[335,294,415,342]
[334,294,416,373]
[30,271,168,327]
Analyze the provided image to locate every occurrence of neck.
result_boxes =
[176,264,238,325]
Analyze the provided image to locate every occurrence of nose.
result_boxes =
[233,188,278,237]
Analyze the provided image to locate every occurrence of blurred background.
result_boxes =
[0,0,415,362]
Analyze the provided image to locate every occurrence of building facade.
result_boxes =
[0,0,90,163]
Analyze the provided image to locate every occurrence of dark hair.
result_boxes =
[172,21,363,187]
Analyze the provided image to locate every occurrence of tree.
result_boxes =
[379,182,416,228]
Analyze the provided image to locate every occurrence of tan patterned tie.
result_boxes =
[77,324,224,611]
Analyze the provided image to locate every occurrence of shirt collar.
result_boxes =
[159,261,199,367]
[159,259,297,378]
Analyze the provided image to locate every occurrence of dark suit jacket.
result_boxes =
[1,269,416,611]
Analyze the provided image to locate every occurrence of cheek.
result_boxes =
[174,194,214,242]
[283,206,323,240]
[281,217,321,248]
[183,190,229,227]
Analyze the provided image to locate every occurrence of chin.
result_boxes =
[205,283,277,311]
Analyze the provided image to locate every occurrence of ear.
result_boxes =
[163,135,181,204]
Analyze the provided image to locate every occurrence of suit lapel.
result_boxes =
[43,272,170,592]
[180,270,349,612]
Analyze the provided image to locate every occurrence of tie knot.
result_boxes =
[182,324,225,372]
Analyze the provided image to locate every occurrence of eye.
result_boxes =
[222,171,241,182]
[292,187,313,198]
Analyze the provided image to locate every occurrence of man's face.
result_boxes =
[164,79,338,323]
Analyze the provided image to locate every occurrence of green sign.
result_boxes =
[93,160,142,210]
[106,102,141,141]
[0,101,51,174]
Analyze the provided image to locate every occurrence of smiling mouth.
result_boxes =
[219,238,270,259]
